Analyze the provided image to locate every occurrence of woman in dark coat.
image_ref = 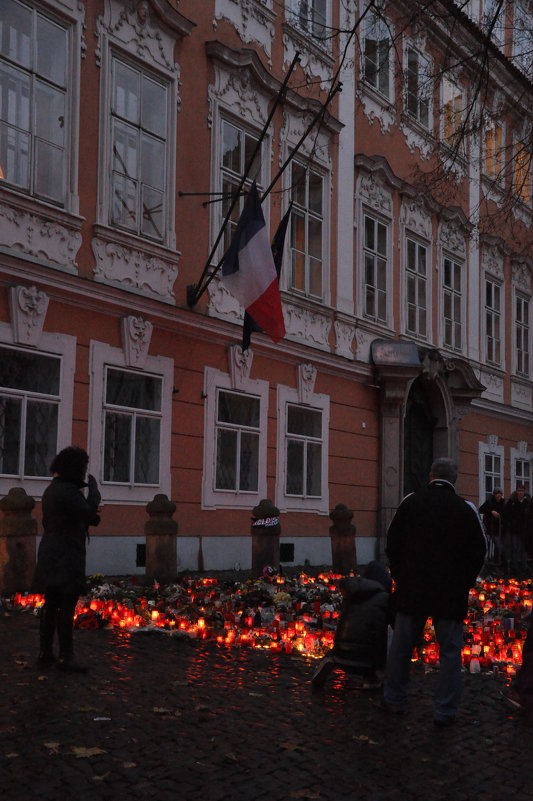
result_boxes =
[33,447,101,672]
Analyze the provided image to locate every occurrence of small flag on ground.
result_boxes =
[242,201,292,352]
[221,182,286,345]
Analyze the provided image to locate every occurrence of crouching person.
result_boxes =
[311,561,392,692]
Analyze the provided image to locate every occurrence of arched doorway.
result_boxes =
[403,379,434,495]
[403,374,450,496]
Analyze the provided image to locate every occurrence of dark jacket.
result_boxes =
[33,476,101,595]
[386,480,486,621]
[503,492,530,540]
[333,576,391,670]
[479,494,505,539]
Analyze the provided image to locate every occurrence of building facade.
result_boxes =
[1,0,533,574]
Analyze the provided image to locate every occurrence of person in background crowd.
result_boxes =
[383,457,486,726]
[32,447,101,673]
[311,561,393,692]
[503,482,530,575]
[479,488,505,567]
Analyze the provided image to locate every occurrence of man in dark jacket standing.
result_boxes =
[383,457,486,725]
[33,446,101,672]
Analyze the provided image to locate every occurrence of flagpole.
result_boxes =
[192,81,341,305]
[187,51,300,308]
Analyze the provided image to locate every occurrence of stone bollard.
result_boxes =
[145,494,178,585]
[251,498,280,577]
[329,503,357,575]
[0,488,37,594]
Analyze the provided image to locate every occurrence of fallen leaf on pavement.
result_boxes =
[71,746,106,758]
[352,735,379,745]
[44,742,60,754]
[123,762,136,769]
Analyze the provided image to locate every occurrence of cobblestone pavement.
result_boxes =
[1,608,532,801]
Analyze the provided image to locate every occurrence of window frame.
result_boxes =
[0,322,75,499]
[362,7,392,100]
[285,0,330,47]
[441,76,465,153]
[483,120,504,181]
[202,366,269,510]
[478,438,504,505]
[441,253,464,354]
[514,289,531,378]
[514,138,532,206]
[404,44,432,130]
[362,210,390,326]
[289,157,325,301]
[96,29,178,249]
[88,340,173,504]
[404,232,429,340]
[484,275,503,368]
[276,383,329,513]
[0,0,82,212]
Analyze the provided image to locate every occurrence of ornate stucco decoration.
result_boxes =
[355,327,376,363]
[511,380,532,410]
[284,302,332,352]
[214,0,275,63]
[0,201,82,272]
[400,196,432,240]
[482,243,505,281]
[512,258,533,295]
[438,218,467,257]
[228,344,253,389]
[208,61,269,129]
[334,320,355,360]
[487,434,499,451]
[280,108,331,168]
[95,0,182,76]
[357,84,396,134]
[92,238,178,303]
[207,276,244,323]
[9,285,50,347]
[358,173,393,216]
[121,315,153,368]
[297,363,317,404]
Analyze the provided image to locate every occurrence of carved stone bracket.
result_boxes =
[121,315,153,368]
[9,285,49,347]
[297,363,317,404]
[228,344,253,390]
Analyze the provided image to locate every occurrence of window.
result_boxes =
[443,256,463,351]
[285,405,322,497]
[405,236,427,338]
[363,214,388,323]
[515,294,530,377]
[405,47,431,129]
[289,0,327,40]
[203,366,268,509]
[0,322,76,499]
[514,141,531,204]
[276,384,329,513]
[0,0,68,204]
[481,0,505,43]
[442,78,464,150]
[483,451,502,497]
[103,367,162,486]
[515,458,531,495]
[290,160,324,299]
[220,118,263,253]
[484,122,503,179]
[110,57,168,241]
[513,1,533,76]
[0,346,60,478]
[88,341,173,503]
[485,278,502,366]
[363,10,391,98]
[214,389,260,493]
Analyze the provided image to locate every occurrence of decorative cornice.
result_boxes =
[205,41,342,133]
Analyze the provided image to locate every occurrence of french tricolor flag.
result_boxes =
[221,183,286,344]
